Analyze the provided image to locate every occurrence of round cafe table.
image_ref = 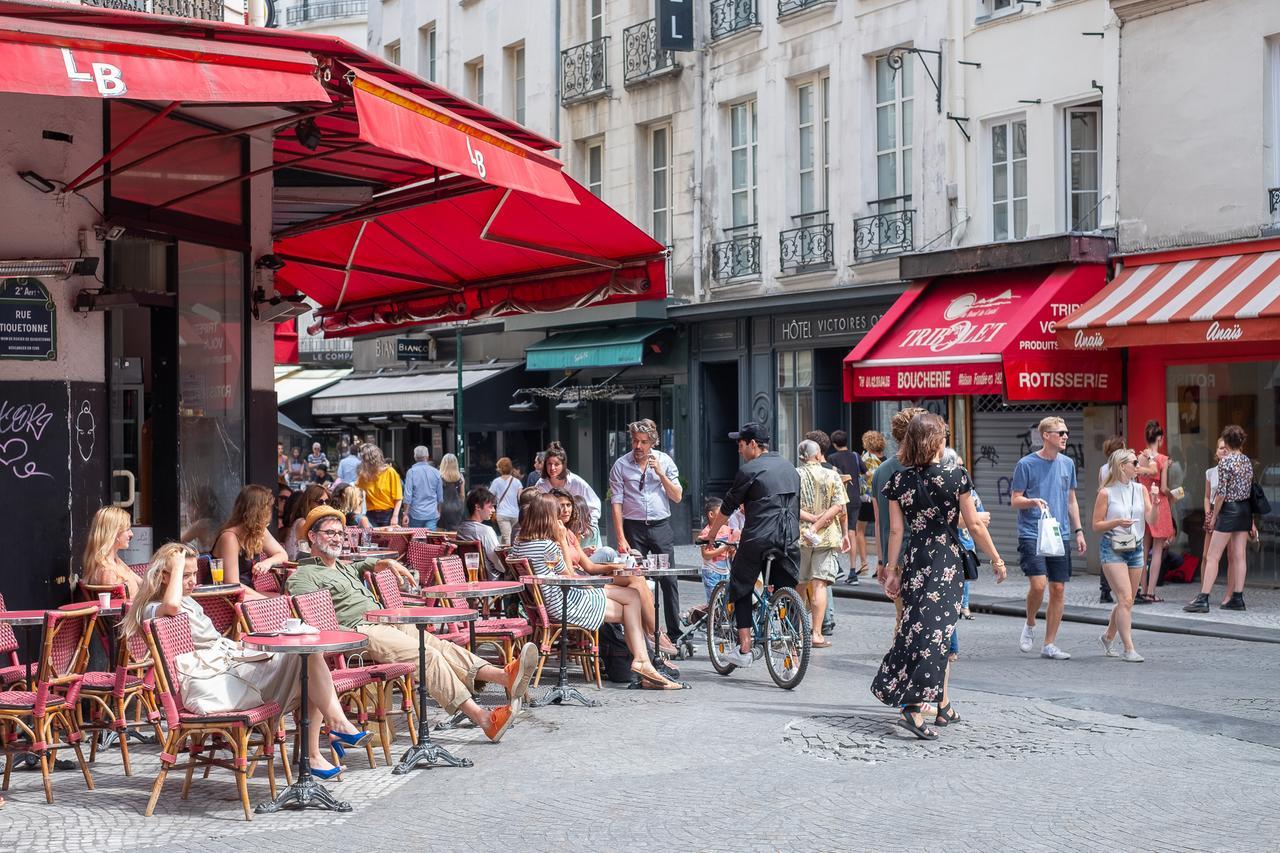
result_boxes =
[339,549,398,562]
[363,607,479,773]
[520,575,613,709]
[241,630,368,814]
[615,564,701,666]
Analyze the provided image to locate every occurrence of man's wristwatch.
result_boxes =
[1073,528,1084,535]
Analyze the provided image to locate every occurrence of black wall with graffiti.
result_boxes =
[0,380,109,610]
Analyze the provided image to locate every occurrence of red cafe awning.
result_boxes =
[844,264,1122,402]
[0,15,328,103]
[1060,240,1280,350]
[274,177,667,337]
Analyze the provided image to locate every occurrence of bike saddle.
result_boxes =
[760,547,785,562]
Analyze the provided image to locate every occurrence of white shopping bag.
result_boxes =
[1036,508,1065,557]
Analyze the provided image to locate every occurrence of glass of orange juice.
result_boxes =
[210,559,225,584]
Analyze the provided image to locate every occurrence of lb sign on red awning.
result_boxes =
[844,264,1122,403]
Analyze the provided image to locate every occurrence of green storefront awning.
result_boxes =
[525,323,670,371]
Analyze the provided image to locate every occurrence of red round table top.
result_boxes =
[364,606,478,625]
[421,581,523,599]
[241,629,368,654]
[58,600,124,616]
[340,549,398,560]
[0,609,47,626]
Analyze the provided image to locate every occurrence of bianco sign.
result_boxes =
[61,49,127,97]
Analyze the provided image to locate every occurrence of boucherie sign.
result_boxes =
[844,265,1123,403]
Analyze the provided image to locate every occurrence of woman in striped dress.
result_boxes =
[511,494,680,689]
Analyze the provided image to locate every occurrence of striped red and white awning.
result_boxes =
[1059,243,1280,349]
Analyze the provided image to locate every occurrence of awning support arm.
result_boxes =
[152,141,367,211]
[272,173,488,240]
[64,102,180,192]
[478,189,622,269]
[334,220,369,312]
[273,252,460,291]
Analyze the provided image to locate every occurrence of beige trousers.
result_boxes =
[356,623,488,715]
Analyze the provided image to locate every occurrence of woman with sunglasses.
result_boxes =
[1094,449,1156,662]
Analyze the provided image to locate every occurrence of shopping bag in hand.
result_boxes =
[1036,508,1065,557]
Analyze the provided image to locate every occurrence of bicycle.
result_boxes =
[705,549,811,689]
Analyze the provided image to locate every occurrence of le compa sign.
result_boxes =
[0,279,56,361]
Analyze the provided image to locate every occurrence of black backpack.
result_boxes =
[597,623,634,683]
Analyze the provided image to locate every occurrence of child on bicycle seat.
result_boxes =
[700,498,741,602]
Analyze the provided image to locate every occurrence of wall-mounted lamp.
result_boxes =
[295,118,322,152]
[0,257,98,278]
[508,399,538,413]
[18,170,57,194]
[255,254,287,271]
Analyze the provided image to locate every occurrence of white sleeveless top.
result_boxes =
[1105,480,1144,540]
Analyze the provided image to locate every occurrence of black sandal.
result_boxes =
[935,702,960,726]
[898,705,938,740]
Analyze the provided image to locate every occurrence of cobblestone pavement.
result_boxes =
[4,596,1278,852]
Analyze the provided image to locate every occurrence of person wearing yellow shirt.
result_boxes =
[356,444,403,527]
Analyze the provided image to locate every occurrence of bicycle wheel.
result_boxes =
[706,580,738,675]
[764,586,810,689]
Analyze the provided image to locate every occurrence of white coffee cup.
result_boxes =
[282,617,302,632]
[98,592,112,609]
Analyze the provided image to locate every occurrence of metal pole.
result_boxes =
[455,326,465,470]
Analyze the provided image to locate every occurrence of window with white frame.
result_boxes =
[385,40,401,66]
[796,75,830,223]
[509,44,526,125]
[586,140,604,198]
[1066,105,1101,231]
[729,99,759,229]
[419,25,436,81]
[650,125,672,244]
[977,0,1016,19]
[590,0,604,41]
[991,118,1028,241]
[874,53,913,212]
[776,350,814,466]
[467,59,485,105]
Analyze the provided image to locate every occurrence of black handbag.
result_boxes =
[914,470,982,580]
[1250,482,1272,516]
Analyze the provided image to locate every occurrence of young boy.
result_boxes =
[699,497,739,602]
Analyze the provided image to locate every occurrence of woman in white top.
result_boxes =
[1092,448,1156,661]
[487,457,522,545]
[534,442,602,542]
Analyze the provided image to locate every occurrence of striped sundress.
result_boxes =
[510,539,607,631]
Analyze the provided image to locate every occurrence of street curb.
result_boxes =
[829,583,1280,645]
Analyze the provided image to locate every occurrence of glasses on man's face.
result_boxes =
[1048,430,1069,438]
[315,528,344,539]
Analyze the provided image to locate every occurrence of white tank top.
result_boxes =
[1105,480,1144,540]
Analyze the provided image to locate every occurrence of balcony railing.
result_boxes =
[1270,187,1280,216]
[80,0,223,19]
[779,214,834,273]
[561,37,610,105]
[710,0,759,40]
[285,0,367,25]
[778,0,833,16]
[712,228,761,281]
[623,19,679,86]
[854,201,915,261]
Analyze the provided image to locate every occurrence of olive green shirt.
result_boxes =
[287,555,382,629]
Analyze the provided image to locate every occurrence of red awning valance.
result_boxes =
[844,264,1122,402]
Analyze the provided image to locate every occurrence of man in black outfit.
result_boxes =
[704,422,801,668]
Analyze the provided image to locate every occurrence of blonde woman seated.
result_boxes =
[548,489,671,656]
[82,505,141,599]
[510,494,681,689]
[121,542,372,779]
[214,485,290,600]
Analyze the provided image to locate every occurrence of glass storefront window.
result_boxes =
[1165,361,1278,584]
[777,350,814,464]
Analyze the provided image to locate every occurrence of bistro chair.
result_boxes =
[453,539,483,581]
[404,540,455,586]
[364,570,465,645]
[343,526,363,551]
[0,605,98,804]
[142,614,284,821]
[289,591,415,766]
[191,587,245,639]
[0,593,30,687]
[128,562,150,579]
[507,557,600,689]
[427,556,532,665]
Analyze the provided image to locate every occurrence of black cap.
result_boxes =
[728,422,770,445]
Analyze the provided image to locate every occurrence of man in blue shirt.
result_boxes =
[335,444,360,486]
[1010,416,1086,661]
[401,445,444,529]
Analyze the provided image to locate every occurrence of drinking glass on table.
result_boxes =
[463,552,480,578]
[210,558,224,584]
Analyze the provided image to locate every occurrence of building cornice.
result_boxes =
[1108,0,1209,23]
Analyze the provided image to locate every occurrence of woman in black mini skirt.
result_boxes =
[1185,425,1254,613]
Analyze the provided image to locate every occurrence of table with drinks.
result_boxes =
[615,554,700,667]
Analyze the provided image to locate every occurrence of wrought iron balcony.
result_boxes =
[710,0,759,40]
[1270,187,1280,216]
[779,214,834,273]
[712,230,761,281]
[854,204,915,261]
[561,38,610,105]
[285,0,367,25]
[80,0,223,19]
[778,0,834,17]
[623,19,679,87]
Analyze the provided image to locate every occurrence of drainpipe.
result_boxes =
[553,0,562,142]
[690,17,705,302]
[948,6,969,249]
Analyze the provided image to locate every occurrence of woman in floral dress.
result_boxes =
[872,412,1006,740]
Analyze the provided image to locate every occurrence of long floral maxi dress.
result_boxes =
[871,463,971,708]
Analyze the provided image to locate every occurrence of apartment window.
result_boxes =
[587,141,604,198]
[468,59,485,105]
[729,99,759,228]
[796,75,830,220]
[874,53,913,211]
[776,350,814,466]
[650,125,672,244]
[978,0,1016,18]
[510,45,526,125]
[590,0,604,41]
[385,40,401,66]
[419,25,437,82]
[1066,106,1101,231]
[991,118,1028,241]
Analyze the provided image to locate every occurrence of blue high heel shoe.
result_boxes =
[329,729,373,758]
[310,764,343,780]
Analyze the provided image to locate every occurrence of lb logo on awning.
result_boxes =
[61,49,127,97]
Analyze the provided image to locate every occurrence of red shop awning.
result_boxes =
[1060,240,1280,349]
[844,264,1122,402]
[274,177,667,337]
[0,15,328,103]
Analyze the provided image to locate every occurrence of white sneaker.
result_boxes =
[1019,625,1035,653]
[1099,633,1118,658]
[1121,649,1144,663]
[1041,643,1071,660]
[724,645,754,668]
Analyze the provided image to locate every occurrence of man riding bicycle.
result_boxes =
[703,422,801,668]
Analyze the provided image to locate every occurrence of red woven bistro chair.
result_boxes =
[76,600,165,776]
[0,594,30,687]
[363,568,427,608]
[77,582,128,660]
[289,591,415,766]
[128,562,150,579]
[142,614,284,821]
[507,558,600,689]
[343,526,363,551]
[452,539,483,581]
[0,605,97,804]
[191,587,245,639]
[405,540,456,586]
[428,556,531,665]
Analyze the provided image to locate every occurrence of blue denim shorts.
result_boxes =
[1017,538,1073,583]
[1099,537,1145,569]
[701,568,728,603]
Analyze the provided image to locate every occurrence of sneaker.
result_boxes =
[1183,593,1210,613]
[505,642,539,701]
[482,699,519,743]
[1041,643,1071,660]
[1099,633,1118,658]
[1019,624,1035,653]
[847,572,860,586]
[1121,649,1144,663]
[724,645,754,668]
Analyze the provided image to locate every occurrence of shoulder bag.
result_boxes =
[1107,483,1140,553]
[1250,481,1272,516]
[914,470,981,580]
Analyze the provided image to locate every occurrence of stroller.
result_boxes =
[671,601,711,660]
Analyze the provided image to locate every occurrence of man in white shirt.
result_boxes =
[609,419,683,650]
